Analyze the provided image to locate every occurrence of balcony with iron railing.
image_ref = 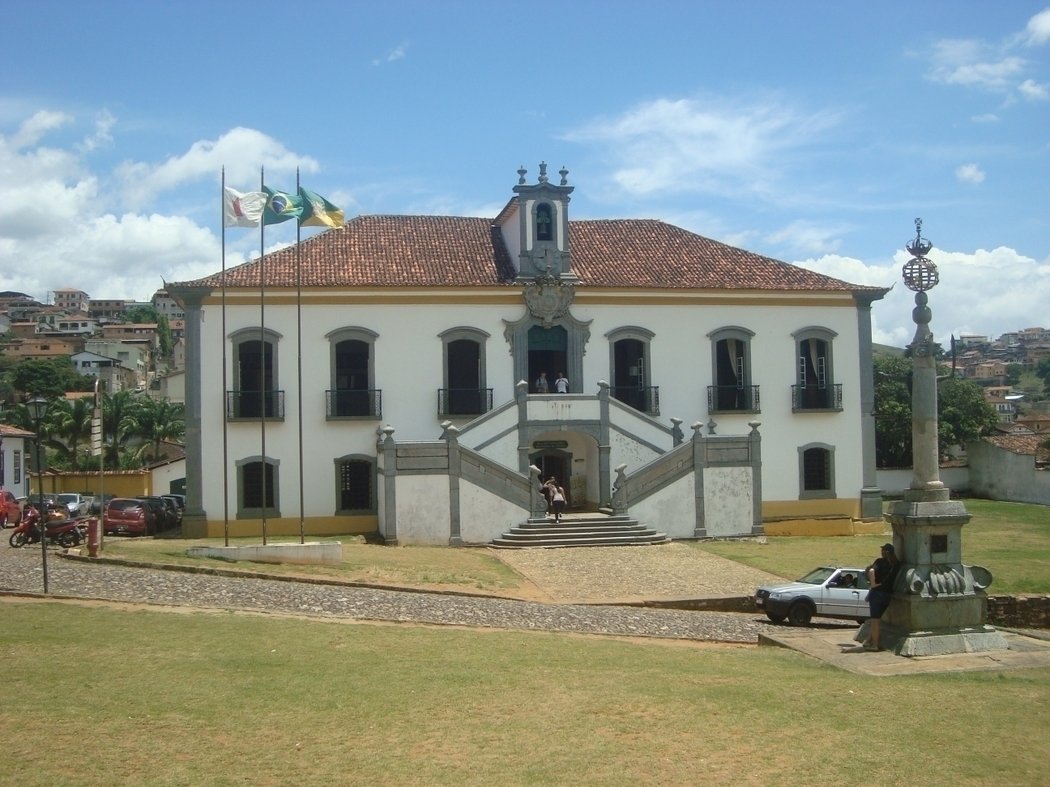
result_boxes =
[437,388,494,417]
[226,390,285,421]
[610,385,660,416]
[326,389,383,419]
[791,383,843,412]
[707,385,760,414]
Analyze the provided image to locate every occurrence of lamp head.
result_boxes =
[27,395,48,422]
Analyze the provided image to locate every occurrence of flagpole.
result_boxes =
[296,168,305,544]
[259,166,268,546]
[221,168,230,546]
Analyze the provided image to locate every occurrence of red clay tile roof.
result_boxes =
[173,214,884,293]
[984,433,1050,464]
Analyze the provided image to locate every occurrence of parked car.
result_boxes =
[135,496,178,531]
[1,490,22,528]
[160,494,185,523]
[103,498,154,536]
[754,566,871,626]
[56,493,92,517]
[89,493,116,515]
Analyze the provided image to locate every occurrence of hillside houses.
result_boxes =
[0,288,184,398]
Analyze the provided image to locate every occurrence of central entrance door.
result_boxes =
[527,325,568,392]
[530,449,571,508]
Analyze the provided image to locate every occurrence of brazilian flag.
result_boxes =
[263,186,303,225]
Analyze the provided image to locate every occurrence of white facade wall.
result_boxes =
[392,476,451,545]
[196,288,867,524]
[629,474,696,539]
[458,479,530,544]
[703,467,754,537]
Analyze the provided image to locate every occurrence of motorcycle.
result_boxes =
[8,506,88,548]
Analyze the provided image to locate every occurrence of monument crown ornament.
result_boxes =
[902,218,939,293]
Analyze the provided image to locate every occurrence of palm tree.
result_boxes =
[45,397,94,469]
[121,396,185,465]
[102,389,137,466]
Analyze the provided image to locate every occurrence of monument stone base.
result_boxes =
[884,496,1009,657]
[882,623,1010,657]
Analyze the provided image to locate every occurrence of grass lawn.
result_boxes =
[2,601,1048,786]
[700,499,1050,595]
[99,535,528,596]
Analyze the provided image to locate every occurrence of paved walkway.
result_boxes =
[0,541,781,644]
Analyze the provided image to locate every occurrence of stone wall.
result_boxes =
[986,595,1050,629]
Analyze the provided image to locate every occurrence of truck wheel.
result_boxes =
[787,601,814,626]
[765,612,785,624]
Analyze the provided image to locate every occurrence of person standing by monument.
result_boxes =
[863,543,900,651]
[534,371,549,393]
[554,372,569,393]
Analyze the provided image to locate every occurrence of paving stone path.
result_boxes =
[0,541,779,644]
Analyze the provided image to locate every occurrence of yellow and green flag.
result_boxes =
[298,187,345,228]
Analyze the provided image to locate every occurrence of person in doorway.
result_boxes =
[554,372,569,393]
[863,543,900,651]
[545,477,567,522]
[535,371,549,393]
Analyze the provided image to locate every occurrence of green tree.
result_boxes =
[101,389,138,465]
[122,305,159,324]
[873,355,999,467]
[1016,371,1047,401]
[156,313,173,359]
[1034,358,1050,390]
[10,357,91,399]
[121,395,185,465]
[44,397,95,470]
[937,377,999,452]
[1006,363,1025,386]
[873,355,914,468]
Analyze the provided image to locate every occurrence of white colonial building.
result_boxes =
[171,165,887,544]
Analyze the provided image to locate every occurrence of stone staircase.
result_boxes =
[491,512,669,549]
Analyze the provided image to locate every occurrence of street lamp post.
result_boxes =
[27,396,49,594]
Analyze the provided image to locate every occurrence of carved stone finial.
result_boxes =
[559,166,569,186]
[707,419,717,435]
[538,161,548,183]
[670,417,684,446]
[517,165,527,185]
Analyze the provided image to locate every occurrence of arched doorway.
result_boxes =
[527,325,568,393]
[530,447,572,508]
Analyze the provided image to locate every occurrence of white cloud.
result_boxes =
[8,110,72,149]
[926,39,1025,90]
[970,113,1000,123]
[77,110,115,153]
[372,42,409,66]
[795,247,1050,347]
[563,96,840,200]
[955,163,986,184]
[116,127,317,209]
[1024,8,1050,45]
[0,112,322,301]
[1018,78,1050,100]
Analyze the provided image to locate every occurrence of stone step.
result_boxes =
[491,513,669,549]
[504,525,657,537]
[491,533,670,548]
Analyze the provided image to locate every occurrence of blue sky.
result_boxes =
[1,1,1047,347]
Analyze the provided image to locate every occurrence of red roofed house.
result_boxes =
[170,165,888,543]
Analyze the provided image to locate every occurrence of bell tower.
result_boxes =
[512,162,577,281]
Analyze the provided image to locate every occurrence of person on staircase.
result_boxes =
[544,477,567,522]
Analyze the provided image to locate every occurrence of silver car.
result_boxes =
[754,566,870,626]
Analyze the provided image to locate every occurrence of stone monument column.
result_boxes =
[883,220,1007,656]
